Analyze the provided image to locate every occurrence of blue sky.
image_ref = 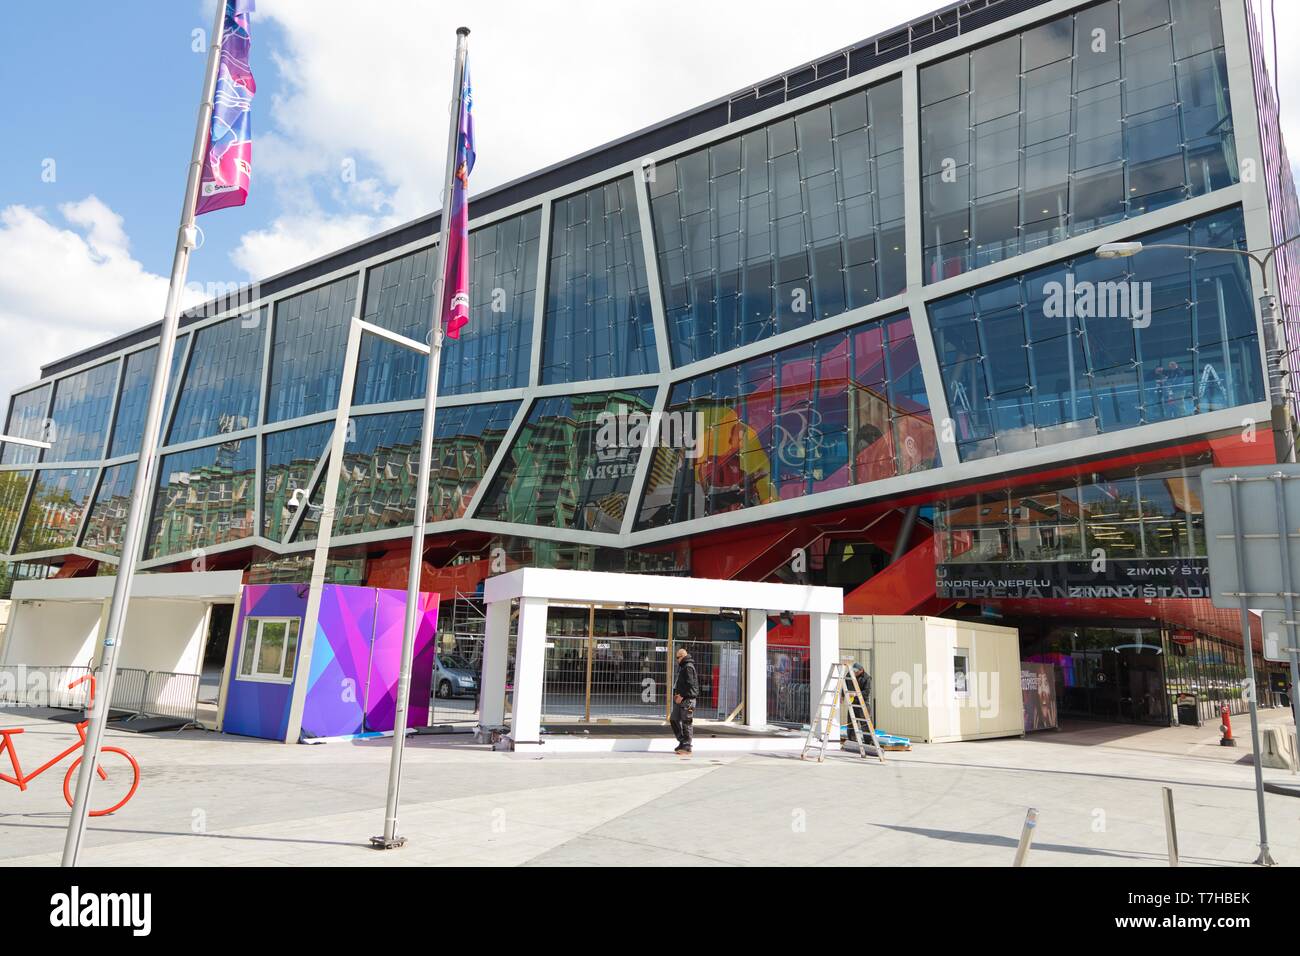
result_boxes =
[0,0,1296,402]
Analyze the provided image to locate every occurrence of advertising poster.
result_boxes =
[1021,662,1058,732]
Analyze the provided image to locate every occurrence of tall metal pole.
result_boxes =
[1226,474,1275,866]
[372,26,469,850]
[61,0,229,867]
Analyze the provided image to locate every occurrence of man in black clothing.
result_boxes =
[671,647,699,756]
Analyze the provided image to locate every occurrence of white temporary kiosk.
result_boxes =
[0,571,243,676]
[478,568,844,752]
[841,615,1024,743]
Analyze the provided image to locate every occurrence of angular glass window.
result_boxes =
[43,361,118,464]
[81,462,137,557]
[542,177,657,383]
[636,313,935,529]
[168,312,265,445]
[262,422,332,541]
[148,439,256,559]
[0,470,32,554]
[109,337,189,458]
[929,206,1262,461]
[651,79,904,366]
[2,385,51,465]
[266,275,359,423]
[479,389,655,533]
[16,467,98,553]
[1023,14,1074,71]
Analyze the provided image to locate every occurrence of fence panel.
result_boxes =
[429,635,484,727]
[767,643,811,726]
[142,670,201,724]
[0,664,92,709]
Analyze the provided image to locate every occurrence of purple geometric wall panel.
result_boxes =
[300,585,377,739]
[367,589,438,732]
[222,584,306,740]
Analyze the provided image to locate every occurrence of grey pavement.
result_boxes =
[2,705,1298,866]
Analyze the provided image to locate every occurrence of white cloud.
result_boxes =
[234,0,932,280]
[0,198,180,397]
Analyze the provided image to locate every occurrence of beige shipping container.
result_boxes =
[840,616,1023,743]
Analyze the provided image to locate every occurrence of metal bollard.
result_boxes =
[1162,787,1179,867]
[1012,807,1038,867]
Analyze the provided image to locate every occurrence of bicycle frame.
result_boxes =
[0,723,99,791]
[0,673,106,791]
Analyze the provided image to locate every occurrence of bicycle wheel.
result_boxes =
[63,746,141,816]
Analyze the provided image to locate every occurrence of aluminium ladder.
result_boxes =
[800,660,885,764]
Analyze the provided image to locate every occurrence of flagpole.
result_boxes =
[371,25,470,850]
[60,0,230,868]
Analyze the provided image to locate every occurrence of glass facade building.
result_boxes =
[0,0,1293,728]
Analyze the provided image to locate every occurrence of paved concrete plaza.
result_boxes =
[2,706,1298,867]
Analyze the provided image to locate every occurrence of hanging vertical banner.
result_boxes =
[442,58,476,339]
[196,0,256,216]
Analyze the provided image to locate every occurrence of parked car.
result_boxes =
[433,653,479,699]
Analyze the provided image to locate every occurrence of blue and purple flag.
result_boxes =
[442,58,475,339]
[197,0,256,216]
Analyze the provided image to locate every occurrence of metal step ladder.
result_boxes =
[801,660,886,764]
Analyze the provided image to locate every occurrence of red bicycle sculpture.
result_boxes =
[0,675,140,816]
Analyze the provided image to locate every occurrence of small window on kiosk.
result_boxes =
[238,617,301,683]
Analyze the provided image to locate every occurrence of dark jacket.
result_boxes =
[674,654,700,701]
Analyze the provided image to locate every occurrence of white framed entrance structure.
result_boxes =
[478,567,843,750]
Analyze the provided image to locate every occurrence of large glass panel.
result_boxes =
[266,275,359,423]
[651,79,905,367]
[147,439,256,559]
[108,337,189,458]
[478,389,655,533]
[167,311,265,444]
[354,209,541,404]
[542,178,656,383]
[81,462,137,556]
[0,470,32,554]
[1,385,51,465]
[261,422,332,541]
[637,313,935,529]
[43,361,118,463]
[15,467,98,553]
[929,207,1262,460]
[428,400,519,520]
[920,0,1236,281]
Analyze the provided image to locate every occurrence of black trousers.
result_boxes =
[670,699,695,750]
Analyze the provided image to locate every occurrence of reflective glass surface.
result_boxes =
[16,467,98,553]
[168,311,266,443]
[651,78,906,365]
[109,337,190,458]
[147,439,256,559]
[478,389,656,533]
[936,452,1209,562]
[266,276,359,423]
[0,470,32,554]
[355,209,542,404]
[262,422,332,541]
[44,360,118,463]
[929,207,1262,461]
[541,178,657,383]
[636,312,935,528]
[291,402,517,541]
[1,385,51,465]
[81,462,137,556]
[920,0,1236,281]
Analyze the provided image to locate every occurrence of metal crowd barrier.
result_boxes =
[0,664,93,709]
[139,670,201,723]
[0,663,199,727]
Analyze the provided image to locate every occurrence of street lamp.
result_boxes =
[1097,235,1300,463]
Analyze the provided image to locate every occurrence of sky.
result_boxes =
[0,0,1297,402]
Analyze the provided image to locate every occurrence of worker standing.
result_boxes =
[671,647,699,756]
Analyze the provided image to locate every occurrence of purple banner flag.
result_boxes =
[196,0,256,216]
[443,58,475,339]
